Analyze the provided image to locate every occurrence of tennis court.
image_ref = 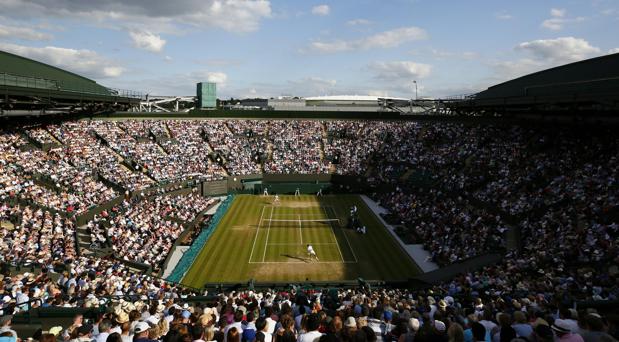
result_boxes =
[248,203,357,264]
[180,194,419,286]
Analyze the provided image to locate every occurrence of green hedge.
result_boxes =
[166,195,235,283]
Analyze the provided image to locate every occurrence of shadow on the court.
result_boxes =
[281,254,308,263]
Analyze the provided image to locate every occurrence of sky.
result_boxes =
[0,0,618,99]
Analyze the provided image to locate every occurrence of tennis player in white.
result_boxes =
[307,244,319,261]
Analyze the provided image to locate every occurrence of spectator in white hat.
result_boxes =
[551,319,584,342]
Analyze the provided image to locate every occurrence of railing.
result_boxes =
[106,87,145,100]
[0,72,144,100]
[0,73,59,90]
[442,93,478,100]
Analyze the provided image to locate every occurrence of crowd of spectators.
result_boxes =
[0,131,116,215]
[377,187,507,266]
[266,121,326,174]
[0,204,77,265]
[165,121,227,181]
[1,281,617,341]
[201,121,264,175]
[0,119,617,342]
[25,127,58,145]
[151,193,217,222]
[90,121,190,183]
[85,192,218,272]
[48,122,155,192]
[323,121,394,175]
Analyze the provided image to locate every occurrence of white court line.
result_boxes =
[248,205,265,263]
[268,242,338,246]
[329,207,359,262]
[262,206,274,262]
[321,206,345,263]
[332,205,358,262]
[249,261,358,264]
[298,215,302,244]
[325,206,358,263]
[249,204,358,265]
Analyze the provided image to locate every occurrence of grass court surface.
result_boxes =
[181,194,419,287]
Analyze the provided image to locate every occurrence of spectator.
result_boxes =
[227,328,240,342]
[552,320,585,342]
[134,322,156,342]
[0,316,16,339]
[447,323,464,342]
[298,314,323,342]
[95,319,113,342]
[70,324,94,342]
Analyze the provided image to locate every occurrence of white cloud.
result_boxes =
[609,48,619,54]
[368,61,432,81]
[191,70,228,85]
[102,66,124,77]
[517,37,600,63]
[550,8,566,17]
[306,26,427,53]
[0,23,53,41]
[164,55,173,62]
[541,8,585,31]
[205,72,228,84]
[0,42,124,78]
[491,58,546,80]
[183,0,272,33]
[541,18,563,31]
[490,37,602,82]
[347,18,371,26]
[129,30,166,52]
[311,4,330,16]
[1,0,272,34]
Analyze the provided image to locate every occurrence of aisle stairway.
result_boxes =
[76,225,113,257]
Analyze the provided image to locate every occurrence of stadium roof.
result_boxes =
[0,50,112,96]
[446,52,619,116]
[1,50,142,115]
[475,52,619,100]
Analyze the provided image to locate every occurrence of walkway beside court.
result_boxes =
[360,195,439,273]
[162,198,225,278]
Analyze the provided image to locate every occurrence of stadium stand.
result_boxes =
[0,52,617,342]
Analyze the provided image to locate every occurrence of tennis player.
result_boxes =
[307,244,319,261]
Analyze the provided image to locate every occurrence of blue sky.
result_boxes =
[0,0,618,98]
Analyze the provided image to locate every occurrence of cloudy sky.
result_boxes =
[0,0,618,98]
